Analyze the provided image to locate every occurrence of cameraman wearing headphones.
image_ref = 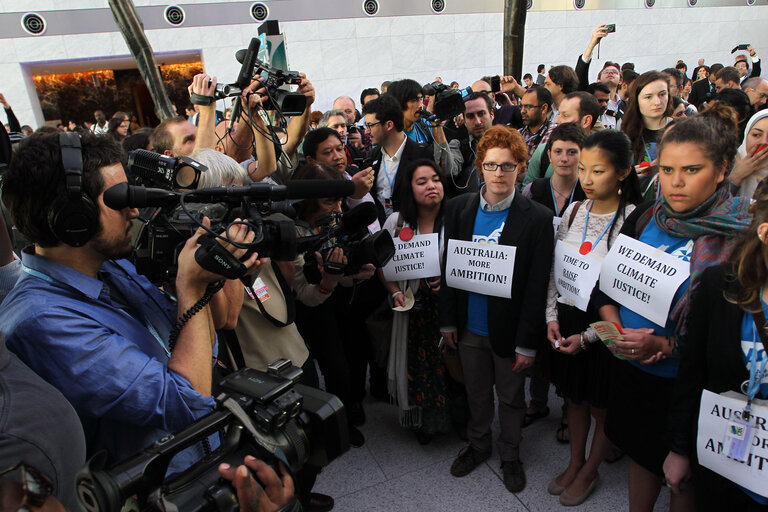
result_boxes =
[0,132,263,474]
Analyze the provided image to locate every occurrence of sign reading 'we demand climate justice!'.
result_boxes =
[599,234,689,326]
[445,240,516,298]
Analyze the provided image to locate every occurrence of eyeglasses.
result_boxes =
[520,104,540,110]
[365,121,381,129]
[0,463,54,511]
[482,162,518,173]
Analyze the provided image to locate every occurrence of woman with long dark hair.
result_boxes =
[663,180,768,511]
[545,130,642,506]
[598,112,751,511]
[380,158,451,444]
[621,71,674,200]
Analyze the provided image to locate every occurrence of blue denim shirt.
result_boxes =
[0,249,217,474]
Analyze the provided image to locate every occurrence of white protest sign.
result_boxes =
[554,241,602,312]
[445,240,516,298]
[599,234,689,326]
[552,217,562,240]
[382,233,440,282]
[697,390,768,499]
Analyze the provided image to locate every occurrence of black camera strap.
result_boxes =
[189,92,215,106]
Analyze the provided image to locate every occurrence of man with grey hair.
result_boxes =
[333,96,357,125]
[320,108,363,165]
[742,76,768,109]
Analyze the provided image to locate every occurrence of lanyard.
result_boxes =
[382,159,396,193]
[580,201,617,253]
[746,322,767,406]
[22,264,170,357]
[550,178,576,215]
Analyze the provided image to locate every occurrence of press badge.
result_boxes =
[723,415,753,462]
[254,277,270,303]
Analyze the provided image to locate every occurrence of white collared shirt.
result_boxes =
[376,134,408,217]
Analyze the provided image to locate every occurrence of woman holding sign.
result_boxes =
[663,186,768,511]
[380,159,450,444]
[595,112,751,511]
[440,125,554,493]
[545,130,641,506]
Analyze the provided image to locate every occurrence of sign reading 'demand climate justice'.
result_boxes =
[599,234,689,326]
[445,240,516,298]
[382,233,440,281]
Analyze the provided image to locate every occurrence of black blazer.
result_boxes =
[439,192,554,357]
[688,77,715,109]
[368,137,433,224]
[666,262,752,457]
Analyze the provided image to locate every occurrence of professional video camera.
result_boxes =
[128,149,208,189]
[76,359,349,512]
[298,202,396,281]
[105,179,356,286]
[210,38,307,117]
[421,81,472,121]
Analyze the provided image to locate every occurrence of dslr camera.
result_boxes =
[76,360,349,512]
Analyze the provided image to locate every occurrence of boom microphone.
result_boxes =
[285,179,355,200]
[339,202,377,232]
[103,183,178,210]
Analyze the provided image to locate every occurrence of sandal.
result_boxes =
[556,421,570,444]
[523,406,550,428]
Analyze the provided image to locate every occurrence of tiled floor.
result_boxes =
[315,386,672,511]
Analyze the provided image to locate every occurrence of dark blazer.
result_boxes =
[367,136,433,224]
[688,77,715,109]
[666,263,752,457]
[439,191,555,357]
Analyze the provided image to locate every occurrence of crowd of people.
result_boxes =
[1,22,768,512]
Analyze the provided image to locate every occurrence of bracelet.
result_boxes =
[579,332,588,351]
[392,290,404,299]
[318,285,333,295]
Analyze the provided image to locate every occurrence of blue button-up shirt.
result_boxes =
[0,249,216,474]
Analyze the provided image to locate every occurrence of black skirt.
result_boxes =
[605,357,674,476]
[549,302,612,408]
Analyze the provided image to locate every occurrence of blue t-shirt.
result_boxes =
[739,309,768,399]
[738,310,768,504]
[404,121,432,144]
[466,205,508,336]
[619,220,692,378]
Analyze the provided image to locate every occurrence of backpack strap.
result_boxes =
[568,201,583,229]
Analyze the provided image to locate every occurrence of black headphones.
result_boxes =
[48,132,99,247]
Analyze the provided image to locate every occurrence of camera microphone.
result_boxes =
[340,202,378,232]
[103,182,178,210]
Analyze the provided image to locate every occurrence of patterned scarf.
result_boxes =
[652,186,751,344]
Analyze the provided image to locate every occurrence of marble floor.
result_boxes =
[314,386,672,512]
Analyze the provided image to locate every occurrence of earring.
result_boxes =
[617,187,622,196]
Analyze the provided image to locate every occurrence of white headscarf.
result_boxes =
[737,109,768,200]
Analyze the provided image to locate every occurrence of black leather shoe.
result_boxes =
[347,402,366,426]
[450,445,490,477]
[501,460,526,493]
[348,425,365,447]
[307,492,334,512]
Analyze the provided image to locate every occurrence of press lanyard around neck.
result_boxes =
[579,201,617,255]
[746,294,768,417]
[550,177,576,215]
[22,264,170,357]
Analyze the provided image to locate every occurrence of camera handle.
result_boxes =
[194,234,249,280]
